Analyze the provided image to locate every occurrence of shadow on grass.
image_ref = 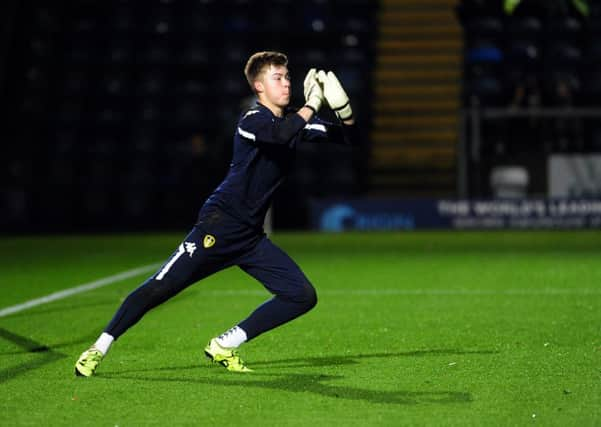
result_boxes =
[0,327,99,355]
[104,370,472,405]
[0,328,68,383]
[98,349,493,405]
[250,348,499,369]
[0,328,99,383]
[0,288,207,383]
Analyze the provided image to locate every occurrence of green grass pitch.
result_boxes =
[1,231,600,426]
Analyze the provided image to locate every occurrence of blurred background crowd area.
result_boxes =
[0,0,600,232]
[1,0,376,231]
[461,0,596,111]
[459,0,601,198]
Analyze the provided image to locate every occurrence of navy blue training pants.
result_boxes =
[105,226,317,341]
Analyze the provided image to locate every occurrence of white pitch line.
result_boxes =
[0,263,160,318]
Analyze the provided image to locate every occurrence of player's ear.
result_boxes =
[253,79,264,94]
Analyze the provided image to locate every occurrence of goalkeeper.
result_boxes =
[75,51,355,375]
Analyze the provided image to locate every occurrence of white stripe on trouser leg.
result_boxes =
[156,244,185,281]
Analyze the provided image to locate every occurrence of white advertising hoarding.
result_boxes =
[548,155,601,198]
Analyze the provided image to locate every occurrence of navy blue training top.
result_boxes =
[196,102,352,240]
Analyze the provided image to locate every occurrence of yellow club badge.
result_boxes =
[203,234,216,249]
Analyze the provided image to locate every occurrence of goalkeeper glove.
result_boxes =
[316,70,353,121]
[303,68,323,112]
[303,68,316,100]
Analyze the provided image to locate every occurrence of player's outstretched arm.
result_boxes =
[316,70,354,125]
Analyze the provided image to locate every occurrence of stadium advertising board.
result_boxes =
[310,199,601,231]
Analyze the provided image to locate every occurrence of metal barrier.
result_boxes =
[459,107,601,197]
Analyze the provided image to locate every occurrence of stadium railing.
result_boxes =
[459,106,601,197]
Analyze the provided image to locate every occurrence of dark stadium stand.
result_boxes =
[0,0,377,231]
[457,0,600,197]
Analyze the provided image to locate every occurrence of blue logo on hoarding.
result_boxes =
[320,204,415,231]
[320,205,356,231]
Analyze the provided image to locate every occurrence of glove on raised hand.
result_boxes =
[303,68,323,112]
[316,70,353,120]
[303,68,317,100]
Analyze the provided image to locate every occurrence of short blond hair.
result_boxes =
[244,51,288,93]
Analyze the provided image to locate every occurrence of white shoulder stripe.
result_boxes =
[243,110,260,118]
[238,127,256,141]
[304,123,326,133]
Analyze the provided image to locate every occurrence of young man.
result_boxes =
[75,51,355,375]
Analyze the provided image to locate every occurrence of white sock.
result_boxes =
[93,332,114,356]
[216,326,247,348]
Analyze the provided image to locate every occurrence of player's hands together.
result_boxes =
[316,70,353,121]
[303,68,317,100]
[303,68,324,112]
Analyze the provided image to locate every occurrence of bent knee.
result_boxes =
[297,281,317,311]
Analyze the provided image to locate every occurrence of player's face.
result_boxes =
[259,65,291,109]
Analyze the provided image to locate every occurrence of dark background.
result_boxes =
[1,0,600,233]
[0,0,376,232]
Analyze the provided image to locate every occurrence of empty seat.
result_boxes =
[72,16,99,34]
[542,71,580,106]
[33,7,60,32]
[467,42,503,64]
[223,79,246,97]
[338,15,373,33]
[65,41,99,63]
[134,102,162,123]
[57,101,84,124]
[62,71,89,94]
[106,40,134,64]
[85,137,118,156]
[299,48,329,66]
[95,108,125,127]
[467,74,505,106]
[173,102,205,126]
[457,0,504,17]
[138,42,170,64]
[130,128,159,154]
[580,71,601,106]
[506,40,540,69]
[177,12,218,33]
[176,43,210,65]
[505,71,541,107]
[466,16,503,41]
[261,10,289,32]
[506,16,543,41]
[110,6,135,32]
[547,16,583,43]
[141,6,172,34]
[101,72,131,96]
[223,14,252,32]
[173,79,209,97]
[584,41,601,66]
[136,72,165,96]
[545,42,582,66]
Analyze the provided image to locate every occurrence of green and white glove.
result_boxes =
[316,70,353,121]
[303,68,323,112]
